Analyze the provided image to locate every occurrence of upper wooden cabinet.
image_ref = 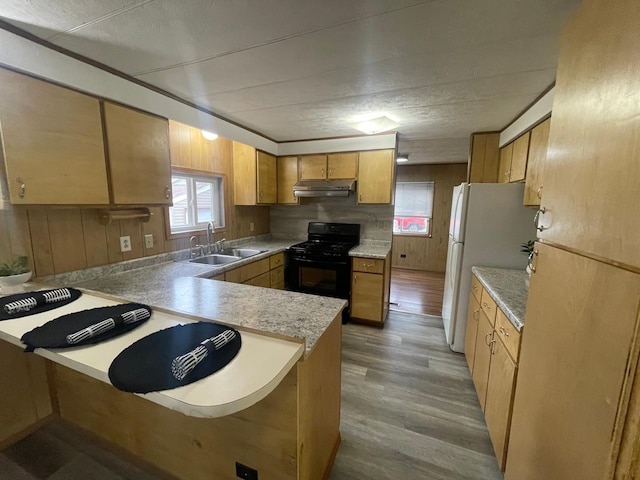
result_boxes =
[232,142,276,205]
[0,68,109,204]
[299,152,357,180]
[103,102,171,205]
[523,118,551,206]
[357,149,395,204]
[276,156,299,205]
[498,143,513,184]
[509,132,530,182]
[468,132,500,183]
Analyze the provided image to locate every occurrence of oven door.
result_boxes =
[285,255,351,299]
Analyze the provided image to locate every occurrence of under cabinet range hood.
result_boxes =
[293,179,356,198]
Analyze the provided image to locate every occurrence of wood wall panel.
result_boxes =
[0,206,33,266]
[105,220,124,264]
[80,209,109,268]
[47,209,86,273]
[119,218,143,261]
[27,208,54,277]
[392,164,467,272]
[142,207,166,256]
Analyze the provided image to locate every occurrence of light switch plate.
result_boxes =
[120,236,132,252]
[144,234,154,248]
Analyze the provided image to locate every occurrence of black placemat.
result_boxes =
[21,303,152,351]
[0,288,82,321]
[108,322,242,393]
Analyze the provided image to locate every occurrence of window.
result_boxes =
[168,173,224,233]
[393,182,434,236]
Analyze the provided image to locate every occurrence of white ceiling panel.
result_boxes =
[0,0,581,163]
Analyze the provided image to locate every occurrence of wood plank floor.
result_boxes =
[390,268,445,316]
[1,311,501,480]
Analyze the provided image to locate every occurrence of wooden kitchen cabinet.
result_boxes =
[464,295,481,373]
[498,143,513,184]
[277,156,299,204]
[350,253,391,325]
[472,311,493,411]
[299,153,357,180]
[224,253,284,289]
[0,67,110,205]
[523,118,550,206]
[299,155,327,180]
[468,132,500,183]
[103,102,172,205]
[233,142,277,205]
[508,132,530,182]
[357,149,395,204]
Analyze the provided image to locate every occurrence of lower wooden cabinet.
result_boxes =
[471,311,494,412]
[464,295,481,373]
[350,253,391,325]
[224,253,284,290]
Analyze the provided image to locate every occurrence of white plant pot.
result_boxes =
[0,271,32,295]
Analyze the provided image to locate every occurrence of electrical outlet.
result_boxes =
[235,462,258,480]
[119,236,132,252]
[144,234,154,248]
[249,222,255,232]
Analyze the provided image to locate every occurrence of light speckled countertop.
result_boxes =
[349,244,391,259]
[471,267,529,331]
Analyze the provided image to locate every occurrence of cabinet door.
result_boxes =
[0,68,109,204]
[270,265,284,289]
[299,155,327,179]
[472,312,493,411]
[509,132,530,183]
[523,118,550,206]
[351,271,383,322]
[505,244,640,480]
[327,153,357,179]
[256,151,277,204]
[357,150,395,204]
[103,103,171,205]
[232,141,257,205]
[484,337,517,471]
[244,271,271,288]
[464,295,481,373]
[469,133,500,183]
[277,156,299,204]
[498,143,513,183]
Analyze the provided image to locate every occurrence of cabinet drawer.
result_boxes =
[495,308,521,362]
[352,257,384,274]
[244,271,271,288]
[480,289,498,326]
[270,265,284,289]
[225,258,270,284]
[269,252,284,270]
[471,275,483,302]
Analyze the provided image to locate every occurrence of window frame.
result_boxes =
[163,167,228,240]
[393,181,435,237]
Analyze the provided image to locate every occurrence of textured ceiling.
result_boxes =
[0,0,580,164]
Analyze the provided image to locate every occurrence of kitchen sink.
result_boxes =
[189,254,241,265]
[216,248,265,258]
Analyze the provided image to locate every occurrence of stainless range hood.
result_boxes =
[293,179,356,198]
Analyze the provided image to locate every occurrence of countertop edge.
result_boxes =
[471,267,528,331]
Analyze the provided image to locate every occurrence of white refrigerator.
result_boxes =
[441,182,537,353]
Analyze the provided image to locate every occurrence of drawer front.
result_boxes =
[269,252,284,270]
[270,265,284,289]
[495,308,521,362]
[352,257,384,274]
[480,289,498,326]
[471,275,483,302]
[225,258,270,284]
[244,271,271,288]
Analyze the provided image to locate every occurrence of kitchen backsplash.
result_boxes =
[270,196,394,242]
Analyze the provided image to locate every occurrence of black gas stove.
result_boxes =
[285,222,360,322]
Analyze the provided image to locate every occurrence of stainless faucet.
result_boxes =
[206,222,215,254]
[189,235,203,258]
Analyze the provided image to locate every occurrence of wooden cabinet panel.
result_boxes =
[256,151,276,204]
[480,289,497,326]
[506,244,640,480]
[464,295,481,373]
[269,253,284,270]
[103,102,171,205]
[350,271,384,323]
[244,271,271,288]
[276,156,299,205]
[470,275,482,302]
[536,0,640,268]
[327,153,357,179]
[523,118,550,206]
[495,309,521,362]
[352,257,384,274]
[299,155,327,180]
[232,141,257,206]
[270,265,284,290]
[225,258,269,284]
[472,312,493,411]
[485,337,518,471]
[469,133,500,183]
[0,68,109,205]
[509,132,530,182]
[357,150,395,204]
[498,143,513,184]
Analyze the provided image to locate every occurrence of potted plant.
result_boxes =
[0,255,32,294]
[521,240,535,282]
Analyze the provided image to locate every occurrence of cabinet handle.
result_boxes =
[363,263,373,268]
[534,207,546,232]
[537,186,543,199]
[482,301,490,309]
[490,339,497,355]
[354,273,357,284]
[473,309,480,320]
[485,331,493,346]
[528,249,539,273]
[164,185,171,199]
[321,168,325,177]
[499,326,510,337]
[17,177,25,198]
[359,194,362,201]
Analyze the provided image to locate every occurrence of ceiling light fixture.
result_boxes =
[201,130,218,140]
[350,115,399,135]
[396,156,409,163]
